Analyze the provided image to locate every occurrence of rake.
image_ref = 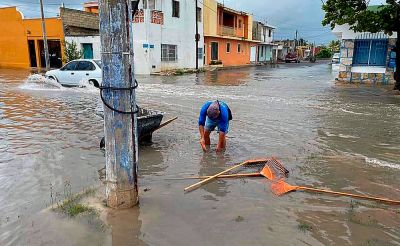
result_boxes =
[271,179,400,205]
[184,157,289,192]
[184,158,271,192]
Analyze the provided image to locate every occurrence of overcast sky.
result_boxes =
[0,0,386,45]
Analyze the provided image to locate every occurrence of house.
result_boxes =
[272,39,295,61]
[203,0,257,67]
[332,24,397,84]
[60,7,101,60]
[0,7,64,69]
[84,0,204,74]
[252,21,275,63]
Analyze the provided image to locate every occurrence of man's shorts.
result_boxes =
[205,117,229,134]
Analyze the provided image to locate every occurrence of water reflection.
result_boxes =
[198,153,230,198]
[106,207,147,246]
[202,69,251,86]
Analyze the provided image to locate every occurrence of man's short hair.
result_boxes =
[207,101,220,119]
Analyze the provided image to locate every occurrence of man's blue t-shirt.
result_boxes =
[198,101,230,133]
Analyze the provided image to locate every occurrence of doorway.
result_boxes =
[38,40,62,68]
[28,40,37,67]
[211,42,218,61]
[82,43,94,59]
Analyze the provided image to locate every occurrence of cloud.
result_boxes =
[4,0,387,44]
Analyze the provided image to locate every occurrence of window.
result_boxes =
[62,61,78,70]
[353,39,388,66]
[197,48,203,59]
[238,19,242,28]
[237,43,241,53]
[94,60,102,68]
[268,29,272,37]
[172,0,179,18]
[196,7,202,22]
[161,44,178,61]
[77,61,95,71]
[226,43,231,53]
[143,0,155,9]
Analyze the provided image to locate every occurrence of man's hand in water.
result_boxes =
[200,138,207,152]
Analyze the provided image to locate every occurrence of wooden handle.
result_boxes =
[299,186,400,205]
[167,173,262,180]
[139,117,178,141]
[155,117,178,131]
[184,161,249,192]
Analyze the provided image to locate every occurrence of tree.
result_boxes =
[63,41,83,62]
[316,47,333,58]
[328,40,340,52]
[322,0,400,90]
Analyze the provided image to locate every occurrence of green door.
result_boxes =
[82,43,93,59]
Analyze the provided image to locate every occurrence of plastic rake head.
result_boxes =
[270,179,298,196]
[259,158,289,181]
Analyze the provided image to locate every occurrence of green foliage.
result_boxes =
[297,221,313,232]
[316,48,333,58]
[322,1,400,34]
[328,40,340,52]
[64,41,83,62]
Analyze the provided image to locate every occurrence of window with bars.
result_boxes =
[353,39,388,66]
[197,48,203,59]
[172,0,180,18]
[161,44,178,62]
[226,43,231,53]
[196,7,202,22]
[143,0,155,9]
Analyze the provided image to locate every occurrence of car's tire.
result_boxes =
[89,79,100,88]
[48,76,58,82]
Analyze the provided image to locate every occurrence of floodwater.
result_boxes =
[1,62,400,245]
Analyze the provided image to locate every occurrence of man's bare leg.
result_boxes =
[216,132,226,152]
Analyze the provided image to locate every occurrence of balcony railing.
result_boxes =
[220,25,235,36]
[133,9,164,25]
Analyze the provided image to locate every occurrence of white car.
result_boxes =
[331,53,340,64]
[46,59,102,88]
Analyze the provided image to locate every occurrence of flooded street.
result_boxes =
[1,63,400,245]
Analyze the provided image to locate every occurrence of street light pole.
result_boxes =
[99,0,139,208]
[39,0,50,70]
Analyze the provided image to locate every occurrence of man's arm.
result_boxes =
[199,125,207,151]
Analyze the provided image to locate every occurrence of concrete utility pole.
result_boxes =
[99,0,139,208]
[195,0,199,70]
[39,0,50,70]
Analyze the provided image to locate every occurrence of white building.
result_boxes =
[132,0,204,74]
[252,21,276,63]
[64,1,204,75]
[332,24,397,84]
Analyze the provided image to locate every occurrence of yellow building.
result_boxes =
[0,7,64,69]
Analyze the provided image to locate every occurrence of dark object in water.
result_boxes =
[99,107,164,149]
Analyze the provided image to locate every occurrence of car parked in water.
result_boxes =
[285,52,300,63]
[45,59,102,88]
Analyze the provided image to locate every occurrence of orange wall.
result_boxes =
[84,7,99,13]
[0,7,64,68]
[205,37,255,66]
[0,7,30,68]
